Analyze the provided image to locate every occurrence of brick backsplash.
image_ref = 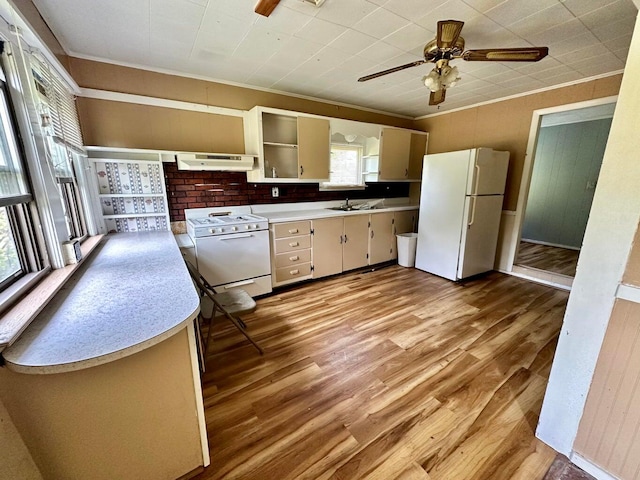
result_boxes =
[164,162,410,221]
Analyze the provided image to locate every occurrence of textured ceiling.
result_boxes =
[31,0,636,118]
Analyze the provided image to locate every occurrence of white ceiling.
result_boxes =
[30,0,636,118]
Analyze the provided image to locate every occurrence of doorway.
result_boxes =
[509,98,616,288]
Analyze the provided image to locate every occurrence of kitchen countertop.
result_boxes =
[1,231,200,375]
[253,202,419,224]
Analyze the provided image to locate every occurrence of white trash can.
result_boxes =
[396,232,418,267]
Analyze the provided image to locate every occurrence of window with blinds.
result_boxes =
[29,55,87,240]
[30,56,83,152]
[0,50,44,291]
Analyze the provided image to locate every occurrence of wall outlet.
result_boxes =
[271,187,279,198]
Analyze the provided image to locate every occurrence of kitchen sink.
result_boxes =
[327,206,355,211]
[326,204,388,212]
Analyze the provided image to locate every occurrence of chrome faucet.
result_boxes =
[344,197,349,207]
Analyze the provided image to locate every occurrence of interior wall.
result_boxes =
[413,75,622,211]
[573,298,640,480]
[76,97,246,153]
[164,163,409,222]
[0,399,42,480]
[536,13,640,460]
[69,57,414,132]
[70,58,419,220]
[623,221,640,287]
[0,328,203,480]
[521,118,612,249]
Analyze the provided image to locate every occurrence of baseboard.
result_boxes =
[520,238,581,251]
[570,452,620,480]
[177,466,205,480]
[502,265,572,291]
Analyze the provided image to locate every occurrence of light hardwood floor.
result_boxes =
[194,266,568,480]
[516,241,580,277]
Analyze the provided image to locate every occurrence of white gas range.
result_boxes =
[185,207,272,297]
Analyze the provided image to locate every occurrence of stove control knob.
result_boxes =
[245,225,250,230]
[231,226,237,231]
[251,224,257,229]
[209,228,215,234]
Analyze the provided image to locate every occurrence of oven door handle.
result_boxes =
[218,233,255,240]
[223,279,255,289]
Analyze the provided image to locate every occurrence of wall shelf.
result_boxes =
[102,213,168,219]
[89,149,171,233]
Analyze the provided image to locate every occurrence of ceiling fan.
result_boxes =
[358,20,549,106]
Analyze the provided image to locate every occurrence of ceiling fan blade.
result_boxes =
[358,60,426,82]
[437,20,465,49]
[462,47,549,62]
[429,89,446,106]
[254,0,280,17]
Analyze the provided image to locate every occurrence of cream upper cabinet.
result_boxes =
[245,107,330,183]
[379,128,411,180]
[311,217,343,279]
[369,212,395,264]
[408,132,429,180]
[246,107,427,183]
[298,116,330,180]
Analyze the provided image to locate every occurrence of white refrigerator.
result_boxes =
[415,148,509,281]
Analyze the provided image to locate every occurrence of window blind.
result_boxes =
[30,55,84,152]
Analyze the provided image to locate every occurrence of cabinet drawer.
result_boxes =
[275,249,311,268]
[273,221,311,238]
[275,263,312,283]
[274,235,311,253]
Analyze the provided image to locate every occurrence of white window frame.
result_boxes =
[320,143,366,191]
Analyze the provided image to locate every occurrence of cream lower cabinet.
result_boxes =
[271,220,313,287]
[312,215,370,279]
[369,212,395,264]
[391,210,418,259]
[343,215,369,271]
[370,210,418,263]
[311,217,343,278]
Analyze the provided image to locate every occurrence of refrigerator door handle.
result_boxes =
[472,164,481,195]
[468,196,477,227]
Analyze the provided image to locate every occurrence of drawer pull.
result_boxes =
[289,255,299,261]
[289,241,299,247]
[288,228,299,234]
[290,269,299,275]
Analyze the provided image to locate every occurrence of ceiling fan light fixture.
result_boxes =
[440,65,460,88]
[423,70,441,93]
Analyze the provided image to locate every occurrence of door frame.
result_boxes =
[503,95,618,284]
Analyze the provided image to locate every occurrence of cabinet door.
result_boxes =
[391,210,417,259]
[298,116,330,180]
[408,132,428,180]
[343,215,369,271]
[394,210,416,235]
[379,128,411,180]
[312,217,343,278]
[369,212,394,264]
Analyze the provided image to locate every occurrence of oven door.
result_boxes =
[195,230,271,287]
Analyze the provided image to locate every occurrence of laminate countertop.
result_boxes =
[255,204,419,224]
[1,232,200,375]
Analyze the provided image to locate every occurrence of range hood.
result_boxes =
[176,153,255,171]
